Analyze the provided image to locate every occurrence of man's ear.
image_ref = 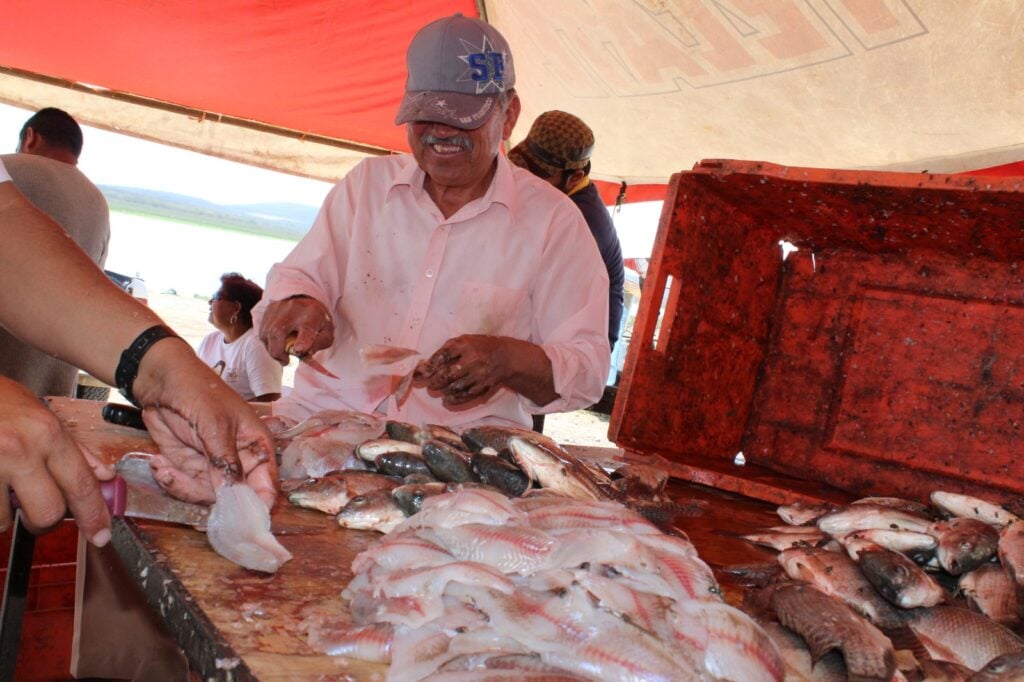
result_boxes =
[502,93,521,139]
[564,169,586,192]
[19,127,40,154]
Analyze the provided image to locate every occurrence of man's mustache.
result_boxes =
[422,134,473,151]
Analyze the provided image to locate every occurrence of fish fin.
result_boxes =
[394,369,415,406]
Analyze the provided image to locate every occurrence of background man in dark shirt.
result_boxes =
[508,110,625,350]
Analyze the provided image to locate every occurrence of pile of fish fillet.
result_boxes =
[268,410,786,681]
[306,487,786,681]
[734,492,1024,680]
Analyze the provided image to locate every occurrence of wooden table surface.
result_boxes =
[50,397,794,681]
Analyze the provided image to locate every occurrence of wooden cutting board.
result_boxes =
[49,398,784,680]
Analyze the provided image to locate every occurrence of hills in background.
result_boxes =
[99,185,319,240]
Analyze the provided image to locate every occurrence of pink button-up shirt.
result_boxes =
[256,154,610,428]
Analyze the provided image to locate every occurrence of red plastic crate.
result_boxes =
[1,520,78,681]
[610,160,1024,505]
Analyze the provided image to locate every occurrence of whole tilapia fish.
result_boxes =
[336,489,406,533]
[507,436,608,501]
[422,439,476,483]
[903,605,1024,672]
[929,517,999,575]
[856,544,946,609]
[287,471,400,515]
[778,546,904,629]
[817,504,932,536]
[742,526,830,552]
[841,528,938,560]
[931,491,1020,529]
[391,481,449,516]
[768,581,896,682]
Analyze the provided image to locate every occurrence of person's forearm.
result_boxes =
[0,183,164,382]
[496,338,558,406]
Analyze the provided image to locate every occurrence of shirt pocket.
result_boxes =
[454,281,529,338]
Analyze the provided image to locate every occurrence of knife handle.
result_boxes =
[101,403,148,431]
[9,476,126,518]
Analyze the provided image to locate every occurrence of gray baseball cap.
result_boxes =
[395,14,516,130]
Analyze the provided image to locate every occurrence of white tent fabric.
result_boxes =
[494,0,1024,183]
[0,0,1021,190]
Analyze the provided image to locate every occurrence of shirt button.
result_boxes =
[426,269,434,278]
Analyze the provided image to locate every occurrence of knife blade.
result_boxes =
[113,454,209,527]
[9,454,208,528]
[285,332,339,379]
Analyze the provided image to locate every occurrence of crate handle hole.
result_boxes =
[779,239,799,261]
[652,274,675,351]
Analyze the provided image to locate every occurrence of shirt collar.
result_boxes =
[389,153,516,216]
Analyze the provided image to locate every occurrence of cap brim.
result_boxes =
[507,140,560,178]
[395,91,500,130]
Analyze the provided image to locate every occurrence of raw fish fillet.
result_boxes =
[207,484,292,573]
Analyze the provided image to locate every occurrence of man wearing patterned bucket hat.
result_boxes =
[257,15,610,431]
[509,111,625,351]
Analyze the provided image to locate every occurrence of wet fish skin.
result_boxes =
[422,439,477,483]
[741,526,830,552]
[857,545,946,609]
[336,489,406,533]
[817,504,933,536]
[777,546,904,630]
[916,659,974,681]
[423,424,466,449]
[931,491,1020,529]
[841,529,938,559]
[777,501,839,526]
[930,518,1000,576]
[402,473,438,485]
[391,481,449,516]
[959,564,1020,626]
[969,651,1024,681]
[355,438,422,462]
[903,605,1024,672]
[768,581,896,682]
[461,425,540,453]
[759,620,848,681]
[997,520,1024,599]
[286,471,400,515]
[471,453,530,497]
[375,451,432,479]
[507,436,607,501]
[385,420,426,444]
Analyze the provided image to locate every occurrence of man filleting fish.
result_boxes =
[253,13,610,429]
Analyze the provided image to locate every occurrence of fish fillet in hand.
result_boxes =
[208,484,292,573]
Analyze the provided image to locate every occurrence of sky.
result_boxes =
[0,102,333,208]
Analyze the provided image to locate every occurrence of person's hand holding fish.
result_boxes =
[258,295,337,377]
[133,339,278,508]
[419,334,559,408]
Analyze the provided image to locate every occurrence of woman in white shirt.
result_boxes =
[197,273,282,402]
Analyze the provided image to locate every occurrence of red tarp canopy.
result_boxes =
[0,1,1022,203]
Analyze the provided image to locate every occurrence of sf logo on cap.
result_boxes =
[460,36,507,93]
